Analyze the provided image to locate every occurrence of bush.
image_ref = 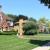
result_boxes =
[0,31,17,35]
[24,29,37,35]
[23,22,38,35]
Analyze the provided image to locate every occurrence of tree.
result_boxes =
[23,17,37,35]
[0,5,2,9]
[38,17,47,24]
[7,14,18,22]
[18,15,28,21]
[39,0,50,8]
[38,17,47,32]
[28,17,37,23]
[7,14,28,21]
[46,20,50,33]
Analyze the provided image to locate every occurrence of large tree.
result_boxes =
[18,15,28,21]
[23,17,37,35]
[7,14,28,22]
[39,0,50,8]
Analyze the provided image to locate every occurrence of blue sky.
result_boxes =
[0,0,50,20]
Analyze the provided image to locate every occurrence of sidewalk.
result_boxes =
[32,46,50,50]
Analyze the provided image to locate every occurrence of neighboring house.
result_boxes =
[6,16,14,31]
[38,23,46,32]
[0,11,14,32]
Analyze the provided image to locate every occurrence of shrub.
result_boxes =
[0,31,17,35]
[23,22,38,35]
[24,29,37,35]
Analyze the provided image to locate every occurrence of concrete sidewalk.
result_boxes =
[32,46,50,50]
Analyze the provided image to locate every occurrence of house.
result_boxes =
[0,11,14,32]
[38,23,46,32]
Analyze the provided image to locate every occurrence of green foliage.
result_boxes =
[25,29,37,35]
[6,14,50,34]
[0,31,17,35]
[7,14,28,23]
[18,15,28,21]
[23,17,38,35]
[7,14,18,22]
[24,22,36,30]
[38,17,47,24]
[38,17,47,33]
[0,5,2,8]
[39,0,50,8]
[29,17,37,23]
[23,19,37,35]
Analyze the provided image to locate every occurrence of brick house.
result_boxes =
[0,11,13,32]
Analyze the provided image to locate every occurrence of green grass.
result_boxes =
[0,35,37,50]
[24,34,50,40]
[0,34,50,50]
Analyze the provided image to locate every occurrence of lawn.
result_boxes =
[0,35,37,50]
[0,34,50,50]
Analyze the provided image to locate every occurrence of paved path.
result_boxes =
[32,42,50,50]
[32,46,50,50]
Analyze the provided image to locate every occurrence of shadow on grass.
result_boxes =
[29,40,50,46]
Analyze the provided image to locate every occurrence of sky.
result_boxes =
[0,0,50,20]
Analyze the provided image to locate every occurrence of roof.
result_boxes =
[0,11,13,21]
